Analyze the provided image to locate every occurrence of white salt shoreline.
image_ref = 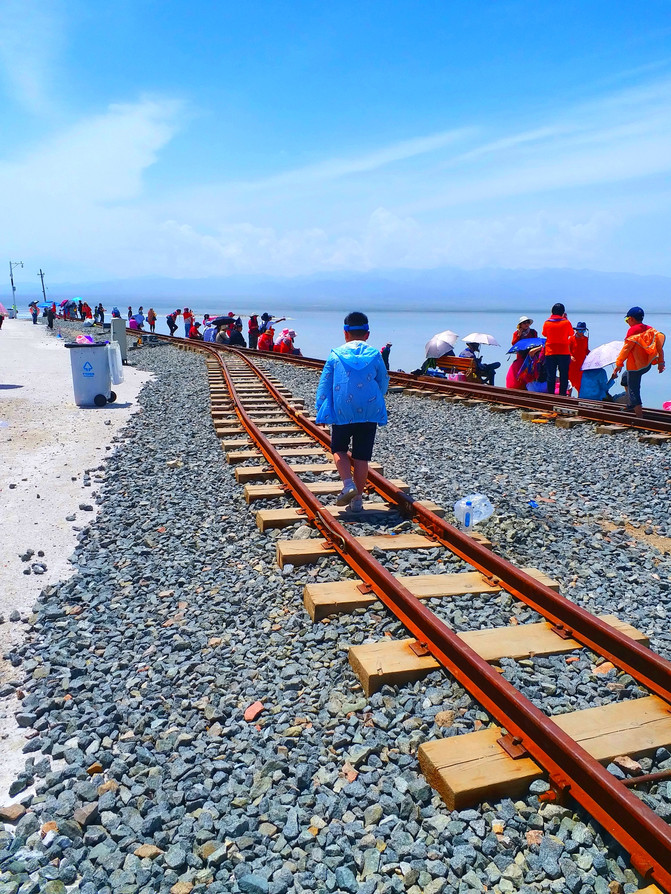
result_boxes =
[0,318,153,803]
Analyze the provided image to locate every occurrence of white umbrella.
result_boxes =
[462,332,500,346]
[425,330,459,359]
[581,340,624,371]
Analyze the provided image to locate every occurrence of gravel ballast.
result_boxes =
[1,339,670,894]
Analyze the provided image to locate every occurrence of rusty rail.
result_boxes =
[174,337,671,890]
[217,340,671,432]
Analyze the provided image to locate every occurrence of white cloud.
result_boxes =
[3,72,671,282]
[0,97,183,278]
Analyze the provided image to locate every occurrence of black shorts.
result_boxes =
[330,422,378,462]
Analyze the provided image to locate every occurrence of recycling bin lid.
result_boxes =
[64,342,108,348]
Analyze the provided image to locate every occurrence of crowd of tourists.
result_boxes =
[426,303,666,416]
[160,309,305,355]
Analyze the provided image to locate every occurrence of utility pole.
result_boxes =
[9,260,23,316]
[39,269,47,303]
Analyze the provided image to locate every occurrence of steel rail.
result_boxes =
[223,344,671,707]
[206,344,671,891]
[209,340,671,431]
[151,334,671,429]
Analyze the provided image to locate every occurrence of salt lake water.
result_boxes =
[136,303,669,409]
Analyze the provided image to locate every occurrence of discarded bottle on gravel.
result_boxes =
[453,494,494,529]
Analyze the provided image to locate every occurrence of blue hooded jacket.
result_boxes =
[315,341,389,425]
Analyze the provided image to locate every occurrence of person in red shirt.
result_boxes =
[541,303,574,395]
[183,308,194,337]
[257,327,275,351]
[248,314,260,349]
[274,328,296,353]
[188,321,203,340]
[568,322,590,392]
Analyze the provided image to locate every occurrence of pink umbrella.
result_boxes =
[0,302,7,316]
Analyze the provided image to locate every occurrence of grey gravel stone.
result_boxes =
[2,336,667,894]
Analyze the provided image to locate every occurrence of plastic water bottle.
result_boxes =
[463,500,473,529]
[454,494,494,529]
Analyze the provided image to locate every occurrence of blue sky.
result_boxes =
[1,0,671,283]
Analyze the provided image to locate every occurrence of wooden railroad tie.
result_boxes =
[638,433,671,445]
[555,415,591,429]
[235,460,384,483]
[348,614,646,696]
[222,436,314,449]
[596,424,628,435]
[419,694,671,810]
[226,446,327,464]
[255,499,444,531]
[276,531,491,568]
[521,410,550,422]
[304,567,557,621]
[238,399,305,409]
[217,424,302,437]
[244,478,410,503]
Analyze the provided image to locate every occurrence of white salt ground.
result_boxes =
[0,318,153,802]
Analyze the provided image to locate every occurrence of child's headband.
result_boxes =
[343,323,369,332]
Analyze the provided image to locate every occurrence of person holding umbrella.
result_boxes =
[459,333,501,385]
[612,307,666,417]
[507,315,538,389]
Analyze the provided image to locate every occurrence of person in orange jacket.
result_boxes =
[257,327,275,351]
[612,307,666,417]
[568,322,590,393]
[541,303,574,395]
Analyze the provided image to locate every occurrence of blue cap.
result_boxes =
[626,306,644,320]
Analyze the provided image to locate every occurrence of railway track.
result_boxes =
[144,332,671,436]
[217,342,671,437]
[166,335,671,892]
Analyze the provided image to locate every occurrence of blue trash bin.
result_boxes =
[64,342,116,407]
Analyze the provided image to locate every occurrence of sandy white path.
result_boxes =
[0,318,153,802]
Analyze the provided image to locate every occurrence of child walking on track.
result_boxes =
[315,311,389,513]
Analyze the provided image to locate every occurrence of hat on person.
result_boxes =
[287,329,296,338]
[518,315,533,325]
[626,306,644,320]
[261,312,272,321]
[574,321,588,331]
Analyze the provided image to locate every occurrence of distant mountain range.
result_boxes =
[4,266,670,312]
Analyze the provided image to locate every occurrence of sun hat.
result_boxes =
[626,306,644,320]
[287,329,296,338]
[518,315,533,325]
[574,321,588,331]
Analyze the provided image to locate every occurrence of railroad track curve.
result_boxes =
[163,334,671,892]
[213,342,671,437]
